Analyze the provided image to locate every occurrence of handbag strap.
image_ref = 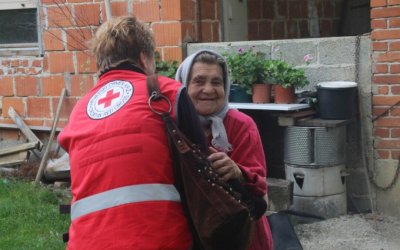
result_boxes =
[146,74,204,250]
[146,74,198,155]
[161,113,191,154]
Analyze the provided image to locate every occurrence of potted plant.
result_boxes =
[264,60,309,104]
[155,51,179,78]
[225,47,271,103]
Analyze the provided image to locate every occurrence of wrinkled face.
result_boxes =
[188,62,225,116]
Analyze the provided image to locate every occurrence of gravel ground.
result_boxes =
[294,213,400,250]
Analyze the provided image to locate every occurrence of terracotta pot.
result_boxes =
[252,83,272,103]
[274,85,295,104]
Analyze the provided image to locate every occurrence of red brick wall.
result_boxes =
[0,0,217,129]
[248,0,344,40]
[198,0,220,42]
[371,0,400,160]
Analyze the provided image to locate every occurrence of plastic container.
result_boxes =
[229,84,252,103]
[317,81,358,120]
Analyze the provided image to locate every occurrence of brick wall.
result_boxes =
[248,0,344,40]
[371,0,400,160]
[0,0,220,130]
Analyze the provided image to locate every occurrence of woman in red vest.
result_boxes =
[58,16,195,249]
[175,50,274,250]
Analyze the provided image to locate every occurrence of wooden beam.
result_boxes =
[8,107,43,150]
[277,109,316,126]
[0,142,37,156]
[295,118,353,127]
[0,151,28,167]
[35,88,66,184]
[0,123,62,132]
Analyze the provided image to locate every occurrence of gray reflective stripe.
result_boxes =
[71,183,180,221]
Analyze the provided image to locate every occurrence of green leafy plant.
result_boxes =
[264,59,309,89]
[224,47,266,94]
[155,60,179,78]
[154,51,179,78]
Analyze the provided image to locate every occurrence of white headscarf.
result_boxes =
[175,49,232,152]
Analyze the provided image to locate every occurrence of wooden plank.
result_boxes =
[0,151,28,167]
[0,142,37,156]
[0,123,62,132]
[0,167,16,174]
[295,118,353,127]
[277,109,316,126]
[8,107,43,150]
[35,88,66,184]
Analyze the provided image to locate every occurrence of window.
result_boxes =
[0,8,37,44]
[0,0,40,56]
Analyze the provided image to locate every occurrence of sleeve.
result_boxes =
[228,117,268,197]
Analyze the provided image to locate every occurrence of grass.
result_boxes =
[0,177,70,250]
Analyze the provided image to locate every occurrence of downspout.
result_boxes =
[104,0,112,20]
[37,0,44,56]
[307,0,320,37]
[195,0,202,42]
[185,0,201,59]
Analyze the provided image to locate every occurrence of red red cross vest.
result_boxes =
[58,69,192,250]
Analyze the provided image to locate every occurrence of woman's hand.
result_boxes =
[207,147,244,182]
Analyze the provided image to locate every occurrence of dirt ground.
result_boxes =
[294,213,400,250]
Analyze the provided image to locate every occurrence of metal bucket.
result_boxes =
[284,126,346,165]
[285,164,347,197]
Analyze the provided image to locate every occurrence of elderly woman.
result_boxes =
[175,49,273,250]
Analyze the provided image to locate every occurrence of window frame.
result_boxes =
[0,0,36,10]
[0,0,41,56]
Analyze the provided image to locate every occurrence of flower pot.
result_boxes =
[274,85,295,104]
[252,83,272,103]
[229,84,252,103]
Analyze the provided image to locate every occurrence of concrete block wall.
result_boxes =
[187,36,370,92]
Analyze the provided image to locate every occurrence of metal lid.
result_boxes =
[317,81,357,89]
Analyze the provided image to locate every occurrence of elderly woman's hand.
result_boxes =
[207,147,244,182]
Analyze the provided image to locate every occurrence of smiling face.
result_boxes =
[188,62,226,116]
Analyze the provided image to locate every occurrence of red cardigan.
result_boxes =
[224,109,273,250]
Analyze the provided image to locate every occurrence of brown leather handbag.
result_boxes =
[147,75,267,250]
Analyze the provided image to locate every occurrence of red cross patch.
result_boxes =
[87,80,133,119]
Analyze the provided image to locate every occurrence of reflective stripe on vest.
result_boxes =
[71,183,181,221]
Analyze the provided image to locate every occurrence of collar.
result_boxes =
[99,61,145,77]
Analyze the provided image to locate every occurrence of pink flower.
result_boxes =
[303,54,313,64]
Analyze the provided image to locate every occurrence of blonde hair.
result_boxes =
[90,16,155,73]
